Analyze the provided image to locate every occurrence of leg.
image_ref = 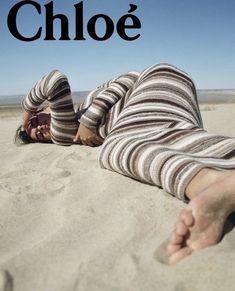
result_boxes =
[167,168,235,265]
[98,63,235,264]
[100,63,235,201]
[99,63,205,183]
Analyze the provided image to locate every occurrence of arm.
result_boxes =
[73,123,104,147]
[79,72,139,129]
[21,70,67,129]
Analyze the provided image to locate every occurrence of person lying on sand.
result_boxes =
[15,63,235,265]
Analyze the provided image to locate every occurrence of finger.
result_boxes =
[85,139,94,147]
[22,111,34,127]
[90,138,103,146]
[95,136,104,143]
[73,133,80,143]
[79,138,90,146]
[74,138,82,144]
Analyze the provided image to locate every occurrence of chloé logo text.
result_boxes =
[7,1,142,41]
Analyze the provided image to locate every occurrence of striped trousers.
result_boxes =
[99,64,235,201]
[22,64,235,201]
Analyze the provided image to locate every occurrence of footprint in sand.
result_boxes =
[56,151,94,170]
[0,270,13,291]
[0,168,71,196]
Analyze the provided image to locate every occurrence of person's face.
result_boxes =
[26,112,51,142]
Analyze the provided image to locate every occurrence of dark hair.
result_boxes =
[14,125,35,145]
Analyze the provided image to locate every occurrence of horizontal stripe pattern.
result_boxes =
[79,72,139,130]
[22,64,235,201]
[22,70,78,146]
[98,63,235,201]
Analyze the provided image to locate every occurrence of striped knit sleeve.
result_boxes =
[21,70,69,113]
[79,72,139,128]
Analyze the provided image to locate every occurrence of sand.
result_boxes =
[0,103,235,291]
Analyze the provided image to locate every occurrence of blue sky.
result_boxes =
[1,0,235,95]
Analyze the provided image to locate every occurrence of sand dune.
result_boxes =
[0,103,235,291]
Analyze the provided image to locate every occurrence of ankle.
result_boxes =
[185,168,223,200]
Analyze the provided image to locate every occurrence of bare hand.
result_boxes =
[73,123,104,147]
[21,111,34,131]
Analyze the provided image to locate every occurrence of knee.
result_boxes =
[137,63,176,82]
[148,63,180,73]
[138,63,193,85]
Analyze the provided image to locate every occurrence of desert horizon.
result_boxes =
[1,88,235,106]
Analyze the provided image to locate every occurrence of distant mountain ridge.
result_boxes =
[197,89,235,103]
[0,91,90,105]
[0,89,235,105]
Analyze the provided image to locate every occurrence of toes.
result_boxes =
[167,209,193,264]
[176,221,188,236]
[166,243,181,256]
[181,209,194,227]
[170,219,189,244]
[168,247,192,265]
[170,231,184,244]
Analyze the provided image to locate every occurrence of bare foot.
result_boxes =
[167,169,235,265]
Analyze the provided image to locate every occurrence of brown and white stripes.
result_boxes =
[22,64,235,201]
[22,70,78,146]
